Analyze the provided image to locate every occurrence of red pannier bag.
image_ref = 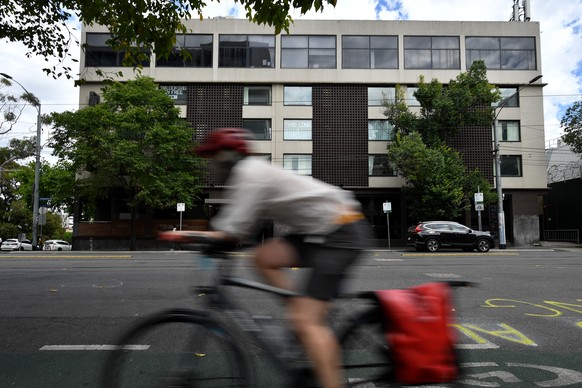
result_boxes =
[375,282,458,385]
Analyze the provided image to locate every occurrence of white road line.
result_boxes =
[373,258,403,261]
[39,344,149,351]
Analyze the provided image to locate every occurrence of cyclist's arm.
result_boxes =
[158,230,238,244]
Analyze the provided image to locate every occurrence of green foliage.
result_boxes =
[39,212,67,243]
[388,132,465,221]
[0,222,20,240]
[383,61,500,221]
[384,61,500,146]
[560,100,582,155]
[48,76,204,249]
[1,0,336,80]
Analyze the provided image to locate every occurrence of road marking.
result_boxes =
[4,255,133,259]
[39,344,149,351]
[425,273,463,278]
[373,258,403,262]
[402,252,519,256]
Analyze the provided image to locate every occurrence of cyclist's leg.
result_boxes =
[289,296,343,388]
[253,237,299,291]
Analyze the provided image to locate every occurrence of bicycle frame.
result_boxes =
[192,250,315,382]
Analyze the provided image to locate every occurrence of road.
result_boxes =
[0,247,581,387]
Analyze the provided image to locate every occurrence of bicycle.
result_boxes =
[101,234,471,387]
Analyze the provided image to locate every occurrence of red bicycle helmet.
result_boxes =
[196,128,253,157]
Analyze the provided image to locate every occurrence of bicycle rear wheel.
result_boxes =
[102,309,249,388]
[338,307,393,387]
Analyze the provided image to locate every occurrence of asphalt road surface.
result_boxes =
[0,246,581,387]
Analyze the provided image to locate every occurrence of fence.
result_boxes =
[543,229,580,243]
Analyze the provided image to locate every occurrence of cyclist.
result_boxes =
[172,127,370,388]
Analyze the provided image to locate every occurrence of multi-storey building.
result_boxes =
[76,17,546,248]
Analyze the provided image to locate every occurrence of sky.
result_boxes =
[1,0,581,162]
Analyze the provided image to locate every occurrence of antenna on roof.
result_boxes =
[510,0,531,22]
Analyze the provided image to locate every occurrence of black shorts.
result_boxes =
[283,219,370,301]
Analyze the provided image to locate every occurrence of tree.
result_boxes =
[385,60,500,146]
[1,0,337,79]
[388,132,466,221]
[560,100,582,155]
[1,77,41,135]
[48,76,204,250]
[383,60,500,221]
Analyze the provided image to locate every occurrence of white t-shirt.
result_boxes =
[211,157,361,239]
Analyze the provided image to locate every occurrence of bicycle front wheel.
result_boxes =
[102,309,249,388]
[338,307,393,387]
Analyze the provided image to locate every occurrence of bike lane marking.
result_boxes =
[39,345,148,351]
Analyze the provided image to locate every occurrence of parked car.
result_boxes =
[407,221,495,252]
[43,240,72,251]
[1,238,33,251]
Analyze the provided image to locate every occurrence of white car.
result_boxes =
[1,239,33,251]
[43,240,72,251]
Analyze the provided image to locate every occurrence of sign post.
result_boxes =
[177,203,185,231]
[474,192,484,231]
[383,201,392,249]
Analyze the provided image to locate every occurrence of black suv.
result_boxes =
[407,221,495,252]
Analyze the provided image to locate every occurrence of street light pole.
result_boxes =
[492,74,542,249]
[0,73,42,250]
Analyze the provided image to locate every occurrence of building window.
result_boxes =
[281,35,336,68]
[284,86,312,106]
[244,86,271,105]
[466,37,536,70]
[368,87,395,106]
[219,35,275,68]
[368,120,393,141]
[242,119,271,140]
[369,155,397,176]
[156,34,212,67]
[500,155,522,176]
[494,87,519,107]
[404,36,460,69]
[284,119,312,140]
[342,35,398,69]
[406,86,420,106]
[283,154,312,175]
[85,33,150,67]
[497,120,520,142]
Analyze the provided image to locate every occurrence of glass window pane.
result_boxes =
[404,36,431,49]
[368,120,392,140]
[368,87,395,106]
[283,155,312,175]
[244,86,271,105]
[309,36,335,48]
[371,49,398,69]
[432,36,459,49]
[467,50,500,69]
[371,36,397,49]
[466,37,499,50]
[284,119,312,140]
[368,155,396,176]
[86,33,110,46]
[432,49,460,69]
[282,36,308,48]
[498,120,520,141]
[184,34,213,47]
[500,155,522,176]
[406,87,420,106]
[281,49,308,68]
[494,88,518,107]
[309,49,336,68]
[284,86,312,105]
[248,35,275,47]
[404,49,432,69]
[343,36,369,49]
[242,119,271,140]
[501,50,536,70]
[343,49,370,68]
[501,37,535,50]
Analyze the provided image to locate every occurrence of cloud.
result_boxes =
[1,0,581,154]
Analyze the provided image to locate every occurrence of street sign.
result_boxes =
[474,192,484,203]
[383,202,392,213]
[177,203,185,212]
[475,204,485,211]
